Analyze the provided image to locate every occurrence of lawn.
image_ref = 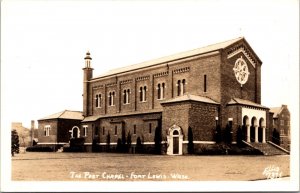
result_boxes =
[11,152,290,181]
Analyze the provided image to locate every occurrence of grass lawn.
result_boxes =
[11,152,290,181]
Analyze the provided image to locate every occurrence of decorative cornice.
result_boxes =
[227,44,256,68]
[173,67,190,74]
[92,85,104,90]
[120,79,133,85]
[154,71,169,78]
[106,83,117,87]
[136,75,150,82]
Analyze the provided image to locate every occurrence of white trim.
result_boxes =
[38,142,68,145]
[71,126,80,138]
[228,118,233,121]
[97,142,158,146]
[227,47,256,68]
[182,141,216,144]
[143,142,155,145]
[84,143,92,145]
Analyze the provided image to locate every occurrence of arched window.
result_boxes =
[173,130,179,135]
[177,80,181,96]
[127,89,130,104]
[139,87,143,102]
[182,79,186,95]
[162,83,165,99]
[108,92,112,106]
[108,92,115,106]
[157,83,161,99]
[111,91,115,106]
[95,94,99,108]
[123,90,127,104]
[124,89,130,104]
[143,86,147,101]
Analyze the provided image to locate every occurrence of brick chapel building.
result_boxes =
[76,37,274,155]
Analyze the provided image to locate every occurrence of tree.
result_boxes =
[127,131,132,152]
[11,129,20,156]
[121,127,126,152]
[272,128,280,145]
[106,132,111,152]
[136,137,143,153]
[188,126,194,154]
[215,125,222,143]
[236,125,243,147]
[154,126,162,154]
[225,124,232,144]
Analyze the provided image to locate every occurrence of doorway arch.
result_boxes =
[71,126,80,138]
[167,125,183,155]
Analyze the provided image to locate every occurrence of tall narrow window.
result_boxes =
[95,127,99,136]
[123,90,127,104]
[123,89,130,104]
[108,92,112,106]
[177,80,181,96]
[98,94,101,107]
[127,89,130,104]
[133,125,136,134]
[149,123,152,133]
[143,86,147,101]
[114,126,118,135]
[182,79,186,95]
[139,87,143,101]
[44,125,50,136]
[112,92,115,106]
[204,75,207,92]
[157,83,161,99]
[83,125,88,137]
[95,95,99,108]
[162,83,165,99]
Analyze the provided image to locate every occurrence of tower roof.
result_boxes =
[84,51,92,60]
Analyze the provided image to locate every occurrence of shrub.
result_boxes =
[188,126,194,154]
[26,146,53,152]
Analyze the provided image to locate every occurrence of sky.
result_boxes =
[1,0,299,191]
[1,0,299,131]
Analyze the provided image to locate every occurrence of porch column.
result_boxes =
[255,125,258,143]
[246,124,250,142]
[262,126,266,143]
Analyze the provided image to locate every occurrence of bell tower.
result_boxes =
[83,51,93,117]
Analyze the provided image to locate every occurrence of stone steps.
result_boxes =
[250,142,288,156]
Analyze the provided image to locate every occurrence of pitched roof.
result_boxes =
[95,37,244,78]
[227,98,269,109]
[39,110,83,120]
[160,94,219,105]
[269,107,283,118]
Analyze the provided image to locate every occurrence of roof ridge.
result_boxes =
[93,37,244,79]
[57,110,67,118]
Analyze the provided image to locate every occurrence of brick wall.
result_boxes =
[37,120,57,143]
[188,102,219,141]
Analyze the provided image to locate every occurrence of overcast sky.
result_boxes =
[1,0,299,130]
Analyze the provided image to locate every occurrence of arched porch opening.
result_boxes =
[242,115,249,141]
[250,117,257,142]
